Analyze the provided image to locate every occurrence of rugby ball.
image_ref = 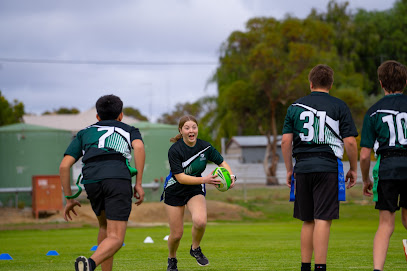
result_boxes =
[212,167,232,192]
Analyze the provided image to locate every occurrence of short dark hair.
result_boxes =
[308,64,334,90]
[96,94,123,120]
[377,60,407,93]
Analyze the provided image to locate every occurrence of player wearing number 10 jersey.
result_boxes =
[360,60,407,271]
[282,64,358,271]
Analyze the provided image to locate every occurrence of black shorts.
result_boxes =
[84,179,132,221]
[294,172,339,221]
[376,179,407,212]
[164,189,205,206]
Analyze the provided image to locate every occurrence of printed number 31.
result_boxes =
[300,111,327,142]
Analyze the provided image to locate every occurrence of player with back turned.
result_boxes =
[60,94,145,271]
[281,64,358,271]
[360,60,407,271]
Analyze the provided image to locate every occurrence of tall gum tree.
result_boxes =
[213,17,338,184]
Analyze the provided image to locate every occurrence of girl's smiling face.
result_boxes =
[180,120,198,146]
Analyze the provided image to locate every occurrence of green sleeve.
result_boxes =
[282,106,293,134]
[360,113,375,148]
[208,145,224,165]
[64,134,83,161]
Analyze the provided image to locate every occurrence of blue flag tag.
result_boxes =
[337,158,346,201]
[160,171,172,202]
[289,174,295,202]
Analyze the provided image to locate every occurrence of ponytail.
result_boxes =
[170,133,182,143]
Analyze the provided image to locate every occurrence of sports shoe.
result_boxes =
[190,245,209,266]
[75,256,93,271]
[403,239,407,261]
[167,257,178,271]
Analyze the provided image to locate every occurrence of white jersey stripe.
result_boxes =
[182,146,211,168]
[370,109,399,117]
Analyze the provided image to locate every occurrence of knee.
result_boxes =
[170,230,183,242]
[193,217,207,230]
[109,234,125,249]
[378,221,395,235]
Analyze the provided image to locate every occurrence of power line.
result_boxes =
[0,57,218,66]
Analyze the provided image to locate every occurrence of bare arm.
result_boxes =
[132,139,145,205]
[59,155,81,221]
[343,136,358,188]
[174,172,221,186]
[359,147,373,196]
[218,160,236,188]
[281,133,294,187]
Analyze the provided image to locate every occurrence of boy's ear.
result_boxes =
[96,114,101,121]
[117,112,124,121]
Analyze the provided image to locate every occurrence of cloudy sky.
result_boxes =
[0,0,395,122]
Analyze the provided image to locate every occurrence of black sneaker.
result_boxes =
[167,257,178,271]
[190,245,209,266]
[75,256,93,271]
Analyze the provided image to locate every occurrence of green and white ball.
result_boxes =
[212,167,232,192]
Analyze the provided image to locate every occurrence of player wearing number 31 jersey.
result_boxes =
[282,64,358,271]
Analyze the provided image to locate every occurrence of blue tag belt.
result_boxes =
[289,158,346,202]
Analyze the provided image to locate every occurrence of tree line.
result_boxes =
[1,0,406,182]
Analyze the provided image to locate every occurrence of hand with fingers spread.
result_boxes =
[63,199,81,221]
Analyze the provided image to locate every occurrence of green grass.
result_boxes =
[1,184,406,270]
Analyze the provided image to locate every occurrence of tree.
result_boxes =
[213,17,340,184]
[0,91,25,126]
[123,107,148,121]
[42,107,80,115]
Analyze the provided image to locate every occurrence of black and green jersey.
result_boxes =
[64,120,143,184]
[282,91,358,173]
[360,93,407,180]
[165,138,224,196]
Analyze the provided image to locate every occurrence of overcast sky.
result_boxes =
[0,0,395,122]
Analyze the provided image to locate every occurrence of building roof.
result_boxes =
[23,107,139,133]
[227,135,282,148]
[0,123,69,132]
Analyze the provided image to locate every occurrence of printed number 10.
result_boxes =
[382,113,407,146]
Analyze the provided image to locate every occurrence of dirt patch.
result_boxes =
[0,200,262,230]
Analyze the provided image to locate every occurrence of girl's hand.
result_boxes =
[202,172,221,185]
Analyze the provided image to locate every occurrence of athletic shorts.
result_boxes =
[84,179,132,221]
[164,189,205,206]
[375,179,407,212]
[294,172,339,221]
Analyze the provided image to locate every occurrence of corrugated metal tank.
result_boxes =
[0,123,73,207]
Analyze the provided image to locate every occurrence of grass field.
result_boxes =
[1,184,406,271]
